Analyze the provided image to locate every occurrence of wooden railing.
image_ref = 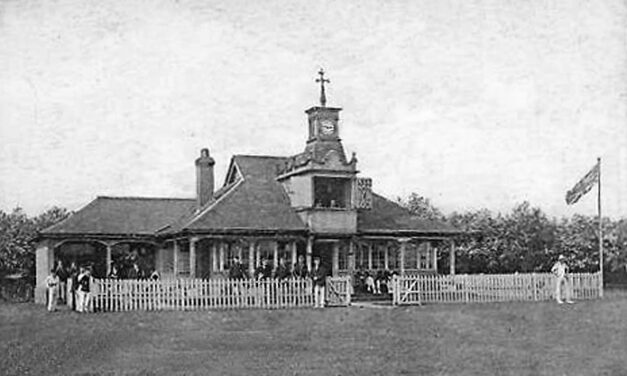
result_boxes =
[91,278,315,312]
[392,272,602,305]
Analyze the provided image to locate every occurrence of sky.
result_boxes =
[0,0,626,219]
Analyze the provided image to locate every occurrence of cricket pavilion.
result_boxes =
[34,71,461,304]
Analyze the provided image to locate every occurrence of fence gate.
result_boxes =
[392,275,422,305]
[325,276,351,307]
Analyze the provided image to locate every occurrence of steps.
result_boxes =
[351,291,393,303]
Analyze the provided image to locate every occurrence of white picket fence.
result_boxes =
[392,272,602,305]
[91,278,316,312]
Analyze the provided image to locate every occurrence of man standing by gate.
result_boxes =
[311,257,326,308]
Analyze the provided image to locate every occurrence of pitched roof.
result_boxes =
[41,196,196,236]
[357,193,458,234]
[40,157,456,238]
[170,155,306,233]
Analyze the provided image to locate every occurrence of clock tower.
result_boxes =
[303,69,347,162]
[306,105,341,142]
[276,68,371,236]
[306,69,341,142]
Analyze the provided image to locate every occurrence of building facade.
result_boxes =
[34,74,460,303]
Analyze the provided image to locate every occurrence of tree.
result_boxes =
[397,193,445,221]
[0,206,70,277]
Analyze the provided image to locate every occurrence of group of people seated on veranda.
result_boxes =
[106,252,160,281]
[106,263,160,281]
[227,255,328,308]
[354,265,397,295]
[226,255,323,281]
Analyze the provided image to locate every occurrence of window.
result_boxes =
[372,246,385,269]
[278,241,292,265]
[404,242,418,270]
[355,244,368,269]
[387,244,399,270]
[418,243,432,269]
[313,177,351,209]
[224,242,246,270]
[256,240,275,268]
[178,248,190,276]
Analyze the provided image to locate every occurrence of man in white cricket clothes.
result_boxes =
[76,267,92,312]
[551,255,574,304]
[45,268,60,312]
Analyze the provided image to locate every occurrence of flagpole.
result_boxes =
[597,157,603,298]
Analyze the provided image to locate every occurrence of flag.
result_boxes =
[565,162,600,205]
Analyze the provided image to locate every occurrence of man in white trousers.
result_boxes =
[45,268,60,312]
[76,267,92,312]
[551,255,574,304]
[311,257,327,308]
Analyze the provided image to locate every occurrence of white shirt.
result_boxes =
[45,274,59,289]
[551,261,568,278]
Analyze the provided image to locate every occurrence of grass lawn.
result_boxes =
[2,291,627,376]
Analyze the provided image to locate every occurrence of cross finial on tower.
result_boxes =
[315,68,330,107]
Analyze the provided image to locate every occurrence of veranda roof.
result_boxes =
[40,196,196,236]
[358,193,459,235]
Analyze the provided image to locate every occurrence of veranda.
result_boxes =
[37,234,458,303]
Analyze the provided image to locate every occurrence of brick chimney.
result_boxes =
[195,148,215,208]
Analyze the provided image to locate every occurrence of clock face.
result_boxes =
[319,120,335,135]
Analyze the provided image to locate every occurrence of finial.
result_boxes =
[315,68,330,107]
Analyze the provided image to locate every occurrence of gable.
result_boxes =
[180,155,306,232]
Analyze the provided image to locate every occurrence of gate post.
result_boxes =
[531,273,537,301]
[392,275,399,305]
[345,275,351,306]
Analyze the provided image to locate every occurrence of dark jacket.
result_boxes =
[311,266,327,287]
[292,263,308,279]
[228,263,248,280]
[128,268,144,280]
[78,274,90,293]
[254,265,273,280]
[69,268,79,291]
[55,265,69,282]
[274,264,290,280]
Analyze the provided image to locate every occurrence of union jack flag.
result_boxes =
[565,161,600,205]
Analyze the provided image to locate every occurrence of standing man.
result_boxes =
[45,268,60,312]
[551,255,574,304]
[68,261,79,311]
[54,260,68,304]
[76,267,92,312]
[229,256,247,304]
[311,257,327,308]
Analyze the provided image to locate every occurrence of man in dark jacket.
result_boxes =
[54,260,69,304]
[292,255,308,279]
[68,262,79,310]
[127,263,143,280]
[229,256,248,280]
[254,259,272,280]
[311,257,327,308]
